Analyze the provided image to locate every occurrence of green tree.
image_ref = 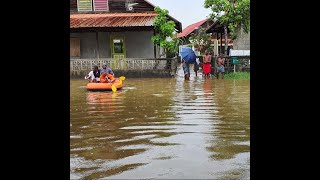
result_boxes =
[189,27,213,54]
[204,0,250,55]
[152,7,178,57]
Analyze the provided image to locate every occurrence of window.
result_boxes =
[77,0,92,11]
[93,0,108,11]
[113,39,124,53]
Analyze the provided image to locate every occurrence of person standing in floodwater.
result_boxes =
[182,59,190,80]
[203,51,212,78]
[194,57,200,77]
[216,55,225,79]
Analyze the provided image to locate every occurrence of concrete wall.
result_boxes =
[70,30,156,59]
[71,70,173,78]
[233,26,250,50]
[70,58,178,78]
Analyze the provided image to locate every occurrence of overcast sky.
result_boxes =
[147,0,212,29]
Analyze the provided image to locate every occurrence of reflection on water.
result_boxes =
[70,73,250,179]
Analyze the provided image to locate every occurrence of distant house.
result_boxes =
[177,19,211,44]
[206,21,250,51]
[70,0,182,60]
[177,19,234,56]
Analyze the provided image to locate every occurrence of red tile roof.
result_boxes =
[177,19,207,38]
[70,13,158,28]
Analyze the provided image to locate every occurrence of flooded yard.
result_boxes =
[70,71,250,179]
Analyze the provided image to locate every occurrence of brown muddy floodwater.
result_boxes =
[70,69,250,179]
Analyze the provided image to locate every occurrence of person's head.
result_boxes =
[205,50,209,56]
[220,54,223,58]
[93,66,99,72]
[102,63,107,69]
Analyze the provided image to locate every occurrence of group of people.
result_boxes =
[85,63,115,83]
[182,51,225,80]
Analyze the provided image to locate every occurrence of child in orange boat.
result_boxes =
[100,72,115,83]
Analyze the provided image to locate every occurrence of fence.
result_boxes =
[70,58,178,77]
[209,56,250,73]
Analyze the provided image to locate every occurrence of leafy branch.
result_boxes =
[204,0,250,39]
[152,7,178,57]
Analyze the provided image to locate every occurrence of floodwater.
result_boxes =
[70,68,250,179]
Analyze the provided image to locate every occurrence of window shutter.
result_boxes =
[93,0,108,11]
[77,0,92,11]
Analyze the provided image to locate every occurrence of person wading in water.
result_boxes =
[216,55,225,79]
[203,51,212,78]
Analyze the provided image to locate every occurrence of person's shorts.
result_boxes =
[216,65,225,73]
[183,63,190,75]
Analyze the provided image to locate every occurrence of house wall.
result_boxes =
[70,30,155,59]
[112,31,155,58]
[98,32,110,58]
[233,26,250,50]
[70,32,110,58]
[70,0,77,12]
[70,0,155,13]
[69,0,181,32]
[108,0,154,12]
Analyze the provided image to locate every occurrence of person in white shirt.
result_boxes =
[85,66,100,83]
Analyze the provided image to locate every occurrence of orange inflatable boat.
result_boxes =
[86,78,123,91]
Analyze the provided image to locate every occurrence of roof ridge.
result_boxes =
[177,19,208,38]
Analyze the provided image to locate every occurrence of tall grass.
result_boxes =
[223,72,250,79]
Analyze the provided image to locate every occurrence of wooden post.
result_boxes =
[217,32,220,55]
[96,31,100,59]
[153,29,157,58]
[224,25,228,56]
[220,32,223,55]
[227,56,230,73]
